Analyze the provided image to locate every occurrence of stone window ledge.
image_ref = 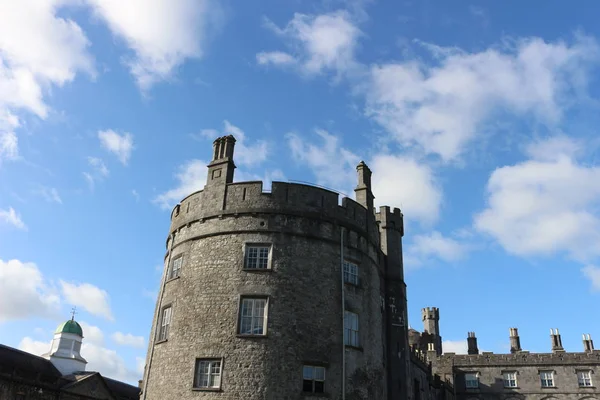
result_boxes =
[236,334,269,339]
[345,345,363,352]
[155,339,168,345]
[242,268,272,272]
[165,276,181,283]
[192,388,221,392]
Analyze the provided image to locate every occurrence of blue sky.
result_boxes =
[2,0,600,384]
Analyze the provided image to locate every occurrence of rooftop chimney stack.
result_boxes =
[354,161,374,213]
[583,334,595,353]
[550,329,564,352]
[509,328,522,353]
[467,332,479,355]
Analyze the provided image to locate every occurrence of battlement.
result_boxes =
[437,349,600,368]
[375,206,404,236]
[422,307,440,321]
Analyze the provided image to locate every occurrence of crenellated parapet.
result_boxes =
[437,349,600,368]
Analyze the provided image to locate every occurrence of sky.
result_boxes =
[1,0,600,385]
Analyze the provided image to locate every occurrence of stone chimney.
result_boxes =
[583,334,594,353]
[509,328,522,353]
[207,135,236,186]
[467,332,479,355]
[550,329,564,352]
[354,161,374,213]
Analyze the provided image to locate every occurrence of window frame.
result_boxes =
[540,371,555,388]
[193,358,223,391]
[503,371,518,388]
[168,255,183,280]
[302,365,326,394]
[243,243,272,270]
[344,310,360,348]
[156,304,172,342]
[343,260,359,286]
[464,372,479,389]
[237,296,268,336]
[577,370,593,387]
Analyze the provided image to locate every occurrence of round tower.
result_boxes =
[141,136,408,399]
[42,316,87,375]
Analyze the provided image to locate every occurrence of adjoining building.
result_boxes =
[0,316,140,400]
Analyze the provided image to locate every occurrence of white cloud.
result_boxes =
[60,281,114,321]
[199,121,270,167]
[366,35,599,162]
[19,337,51,356]
[153,159,207,210]
[475,136,600,262]
[35,186,62,204]
[87,0,223,90]
[582,265,600,292]
[260,10,362,77]
[111,332,145,348]
[0,207,27,230]
[442,339,468,354]
[0,259,60,322]
[84,156,109,189]
[406,231,469,267]
[79,321,105,346]
[98,129,134,165]
[0,131,18,162]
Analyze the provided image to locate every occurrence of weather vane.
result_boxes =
[70,306,77,320]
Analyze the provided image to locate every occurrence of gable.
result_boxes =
[61,373,114,400]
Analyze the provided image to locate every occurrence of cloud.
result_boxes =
[111,332,145,348]
[582,265,600,292]
[79,321,105,346]
[406,231,469,267]
[0,259,60,322]
[60,281,114,321]
[260,10,362,77]
[98,129,134,165]
[0,207,27,230]
[153,159,207,210]
[442,339,468,354]
[84,157,109,189]
[365,35,599,162]
[35,186,62,204]
[87,0,223,90]
[474,136,600,262]
[19,337,51,356]
[0,131,18,162]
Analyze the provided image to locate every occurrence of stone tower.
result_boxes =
[42,316,87,375]
[140,136,409,399]
[422,307,442,355]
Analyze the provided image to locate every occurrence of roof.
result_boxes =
[55,319,83,336]
[104,375,142,399]
[0,343,62,384]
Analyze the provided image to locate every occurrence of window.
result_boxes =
[193,359,221,389]
[244,245,270,269]
[169,256,183,279]
[303,365,325,393]
[540,371,554,387]
[503,372,517,388]
[238,297,267,335]
[465,373,479,388]
[578,371,593,387]
[158,306,172,341]
[343,261,359,285]
[344,311,359,347]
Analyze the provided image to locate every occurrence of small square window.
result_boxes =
[169,256,183,279]
[343,261,359,285]
[540,371,554,387]
[503,372,517,388]
[193,359,222,389]
[465,373,479,388]
[303,365,325,393]
[578,371,593,387]
[157,306,172,341]
[244,245,271,269]
[344,311,359,347]
[238,297,267,335]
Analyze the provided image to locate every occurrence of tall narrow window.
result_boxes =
[578,371,593,387]
[158,306,172,341]
[343,261,359,285]
[303,365,325,393]
[344,311,359,347]
[503,372,517,388]
[193,359,222,389]
[244,245,270,269]
[238,297,267,335]
[540,371,554,387]
[465,373,479,388]
[169,256,183,279]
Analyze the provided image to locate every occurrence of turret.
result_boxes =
[583,334,594,353]
[421,307,442,355]
[207,135,236,186]
[550,328,564,352]
[509,328,522,353]
[467,332,479,355]
[42,316,87,375]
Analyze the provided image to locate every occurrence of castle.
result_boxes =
[140,135,600,400]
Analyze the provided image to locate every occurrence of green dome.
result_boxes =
[55,319,83,336]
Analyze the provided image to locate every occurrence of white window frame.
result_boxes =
[343,261,359,285]
[540,371,554,387]
[193,359,222,390]
[578,370,593,387]
[238,297,268,336]
[244,244,271,270]
[157,305,172,341]
[169,255,183,279]
[303,365,325,393]
[344,311,359,347]
[465,373,479,389]
[503,371,517,388]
